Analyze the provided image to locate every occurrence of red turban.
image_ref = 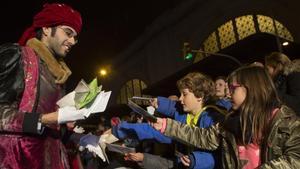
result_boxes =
[18,3,82,46]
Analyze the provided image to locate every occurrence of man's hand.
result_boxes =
[57,106,87,124]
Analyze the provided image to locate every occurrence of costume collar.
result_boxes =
[26,38,71,84]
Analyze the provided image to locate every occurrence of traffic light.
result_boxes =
[183,42,193,60]
[184,52,193,60]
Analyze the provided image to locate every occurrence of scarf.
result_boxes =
[26,38,72,84]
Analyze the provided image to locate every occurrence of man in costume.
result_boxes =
[0,3,87,169]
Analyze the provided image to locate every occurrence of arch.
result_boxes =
[194,14,294,63]
[117,79,148,104]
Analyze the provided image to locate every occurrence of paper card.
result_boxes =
[100,133,119,144]
[175,150,185,158]
[131,96,153,101]
[147,106,155,115]
[86,144,107,162]
[127,99,157,122]
[106,143,136,154]
[56,78,104,109]
[56,79,91,108]
[84,91,112,117]
[56,91,76,108]
[74,79,90,93]
[76,78,101,109]
[98,133,119,163]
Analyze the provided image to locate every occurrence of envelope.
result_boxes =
[76,78,102,109]
[56,78,111,118]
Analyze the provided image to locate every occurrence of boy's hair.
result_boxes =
[177,72,215,102]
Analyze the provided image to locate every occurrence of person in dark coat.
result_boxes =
[265,52,300,115]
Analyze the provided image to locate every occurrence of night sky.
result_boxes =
[1,0,182,91]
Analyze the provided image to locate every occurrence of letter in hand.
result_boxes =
[80,134,99,147]
[150,117,164,131]
[79,134,107,162]
[149,98,158,108]
[57,106,87,124]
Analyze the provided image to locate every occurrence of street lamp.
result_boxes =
[99,69,107,77]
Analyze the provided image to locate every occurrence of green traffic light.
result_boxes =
[185,53,193,60]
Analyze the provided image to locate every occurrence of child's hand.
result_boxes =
[124,152,144,162]
[150,117,164,132]
[180,155,191,167]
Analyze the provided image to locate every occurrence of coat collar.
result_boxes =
[26,38,71,84]
[283,59,300,75]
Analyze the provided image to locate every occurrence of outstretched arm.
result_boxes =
[112,122,172,144]
[153,118,221,151]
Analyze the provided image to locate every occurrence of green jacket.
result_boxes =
[163,106,300,169]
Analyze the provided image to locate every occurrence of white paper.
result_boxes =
[84,91,112,117]
[100,133,119,144]
[86,144,106,162]
[56,79,90,108]
[74,79,90,93]
[147,106,155,115]
[56,79,111,118]
[131,96,153,101]
[56,91,76,108]
[99,133,119,163]
[73,126,85,134]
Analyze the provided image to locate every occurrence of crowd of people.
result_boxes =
[0,2,300,169]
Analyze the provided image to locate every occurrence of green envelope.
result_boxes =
[76,78,102,109]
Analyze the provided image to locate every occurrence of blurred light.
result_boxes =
[99,69,107,76]
[98,65,112,79]
[282,41,289,46]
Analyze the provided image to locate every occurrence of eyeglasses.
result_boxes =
[228,84,242,94]
[57,26,78,43]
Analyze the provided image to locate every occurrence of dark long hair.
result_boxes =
[228,66,281,144]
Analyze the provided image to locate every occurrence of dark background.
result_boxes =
[0,0,182,90]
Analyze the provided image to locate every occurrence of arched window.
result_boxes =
[117,79,148,105]
[194,15,294,63]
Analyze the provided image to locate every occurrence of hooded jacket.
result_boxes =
[276,59,300,114]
